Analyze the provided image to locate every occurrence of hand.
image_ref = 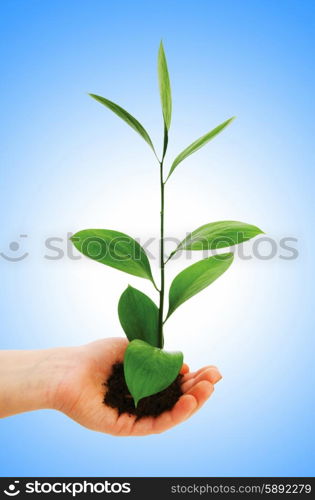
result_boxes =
[52,338,222,436]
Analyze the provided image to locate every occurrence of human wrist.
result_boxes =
[0,347,77,418]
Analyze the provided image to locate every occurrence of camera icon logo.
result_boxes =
[0,235,28,262]
[3,481,20,496]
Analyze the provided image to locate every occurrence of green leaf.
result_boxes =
[118,286,159,347]
[158,41,172,130]
[166,117,235,180]
[176,220,264,252]
[124,339,183,406]
[70,229,155,283]
[89,93,156,154]
[167,253,234,319]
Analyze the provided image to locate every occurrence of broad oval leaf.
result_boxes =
[118,285,159,347]
[176,220,264,252]
[71,229,155,283]
[158,41,172,130]
[89,93,156,154]
[166,117,235,180]
[124,339,183,406]
[167,253,234,319]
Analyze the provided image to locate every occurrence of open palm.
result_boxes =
[53,338,222,436]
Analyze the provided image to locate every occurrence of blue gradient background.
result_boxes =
[1,0,314,477]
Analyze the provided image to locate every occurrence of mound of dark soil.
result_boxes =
[104,362,183,419]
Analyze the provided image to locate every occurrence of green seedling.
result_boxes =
[71,42,263,407]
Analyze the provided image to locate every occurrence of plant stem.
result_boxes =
[158,159,165,348]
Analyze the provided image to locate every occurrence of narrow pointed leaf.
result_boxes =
[166,117,235,180]
[176,221,264,252]
[89,94,156,153]
[167,253,234,319]
[124,339,183,406]
[118,286,159,347]
[70,229,154,282]
[158,41,172,130]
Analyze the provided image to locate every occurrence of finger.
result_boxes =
[182,367,221,392]
[151,394,197,434]
[182,365,222,387]
[187,380,214,411]
[129,415,155,436]
[193,365,221,382]
[114,412,137,437]
[169,394,198,425]
[181,365,219,383]
[131,393,197,436]
[180,363,190,375]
